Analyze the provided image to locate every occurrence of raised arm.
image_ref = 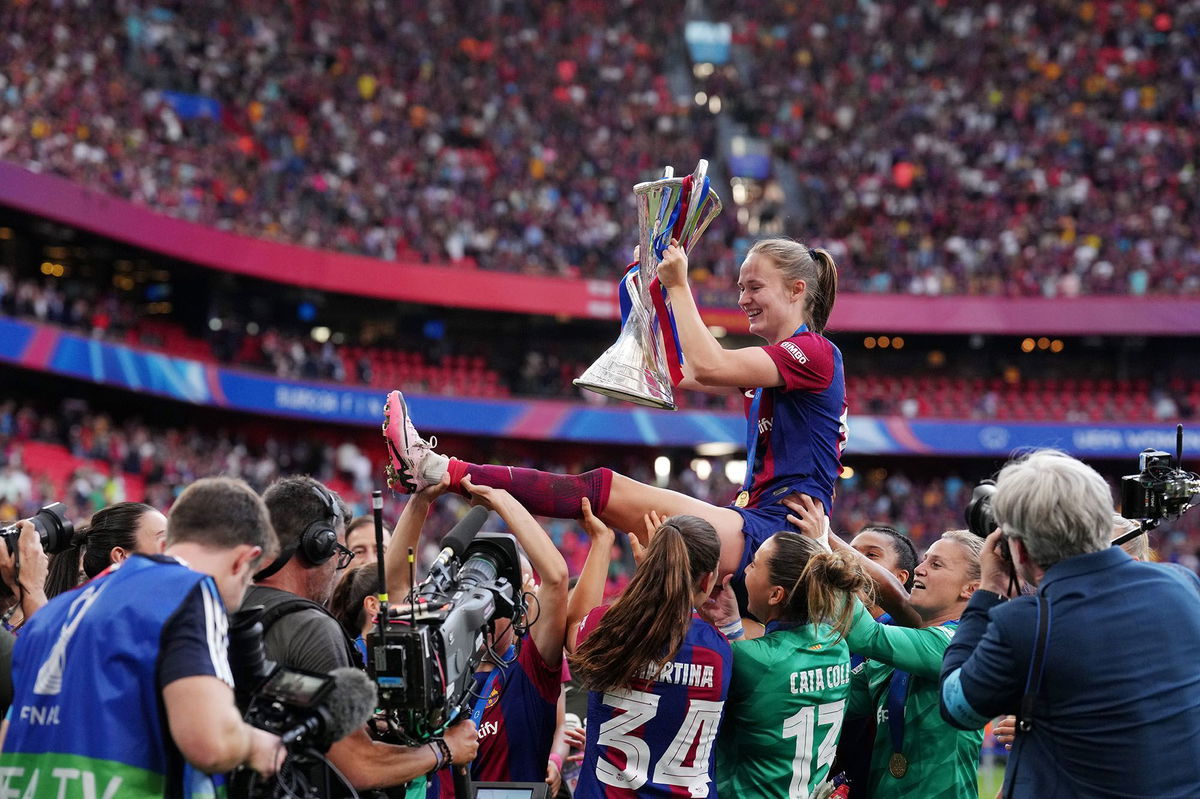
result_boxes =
[384,474,450,599]
[657,242,784,388]
[462,477,569,669]
[784,495,923,629]
[843,600,952,680]
[566,497,616,652]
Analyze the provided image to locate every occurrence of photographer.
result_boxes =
[939,450,1200,797]
[240,475,476,797]
[42,501,167,598]
[0,521,50,629]
[0,477,284,795]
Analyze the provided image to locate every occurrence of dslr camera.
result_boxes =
[965,481,999,540]
[0,502,73,555]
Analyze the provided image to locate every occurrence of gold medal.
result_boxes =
[888,752,908,778]
[734,491,750,508]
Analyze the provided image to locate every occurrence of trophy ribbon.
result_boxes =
[574,160,722,410]
[644,172,710,388]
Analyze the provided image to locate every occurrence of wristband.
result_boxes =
[817,517,832,552]
[549,753,563,771]
[434,737,454,767]
[427,741,444,772]
[719,619,745,640]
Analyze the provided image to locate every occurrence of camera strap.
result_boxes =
[1018,592,1051,733]
[1003,592,1051,799]
[258,592,362,667]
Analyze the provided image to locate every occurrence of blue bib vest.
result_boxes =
[1,555,227,798]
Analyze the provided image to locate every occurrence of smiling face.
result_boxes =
[910,538,977,623]
[737,253,805,344]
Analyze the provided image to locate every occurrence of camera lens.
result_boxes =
[33,502,74,554]
[458,551,500,590]
[2,502,74,555]
[965,481,998,539]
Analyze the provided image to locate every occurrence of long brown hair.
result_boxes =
[768,532,872,639]
[570,515,720,693]
[747,239,840,335]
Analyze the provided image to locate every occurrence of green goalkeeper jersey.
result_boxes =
[715,621,852,799]
[844,602,984,799]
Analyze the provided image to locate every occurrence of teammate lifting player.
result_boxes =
[383,237,845,581]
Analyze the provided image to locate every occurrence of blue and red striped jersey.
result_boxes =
[743,328,847,513]
[430,634,561,797]
[574,606,732,798]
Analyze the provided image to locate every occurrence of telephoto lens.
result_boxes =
[0,502,74,555]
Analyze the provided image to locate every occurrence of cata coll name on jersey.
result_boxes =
[790,662,851,695]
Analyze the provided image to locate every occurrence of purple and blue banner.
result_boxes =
[1,317,1193,458]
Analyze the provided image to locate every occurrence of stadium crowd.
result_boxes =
[2,1,1199,297]
[4,264,1198,422]
[3,2,1200,797]
[701,0,1200,298]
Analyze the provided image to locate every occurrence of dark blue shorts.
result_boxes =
[730,502,798,580]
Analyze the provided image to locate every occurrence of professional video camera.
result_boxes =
[365,505,526,744]
[227,606,378,798]
[1120,426,1199,529]
[0,502,73,555]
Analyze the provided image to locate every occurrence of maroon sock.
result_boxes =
[447,458,612,518]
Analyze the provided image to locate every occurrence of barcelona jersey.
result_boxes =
[741,326,847,514]
[429,634,560,797]
[574,607,732,798]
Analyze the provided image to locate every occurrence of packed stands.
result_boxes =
[3,396,1197,579]
[3,1,1198,297]
[702,0,1200,297]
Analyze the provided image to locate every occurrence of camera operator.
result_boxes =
[940,450,1200,797]
[385,474,569,797]
[240,475,476,797]
[0,477,284,795]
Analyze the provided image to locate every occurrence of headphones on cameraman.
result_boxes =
[299,484,341,566]
[254,483,343,580]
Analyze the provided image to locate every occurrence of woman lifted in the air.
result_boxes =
[384,237,846,582]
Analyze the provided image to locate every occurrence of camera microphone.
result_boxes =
[428,506,490,574]
[280,667,378,750]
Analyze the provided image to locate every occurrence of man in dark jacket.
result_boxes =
[940,450,1200,797]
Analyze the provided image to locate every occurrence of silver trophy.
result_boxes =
[574,160,723,410]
